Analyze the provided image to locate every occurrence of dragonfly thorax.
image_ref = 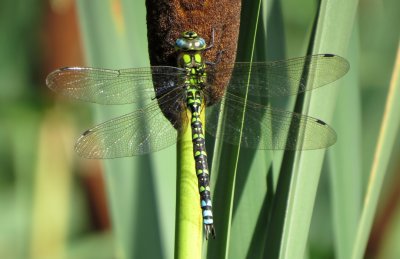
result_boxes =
[178,51,207,90]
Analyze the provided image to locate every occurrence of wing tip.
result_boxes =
[322,53,350,74]
[46,67,79,91]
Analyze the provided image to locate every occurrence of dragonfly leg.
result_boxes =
[204,28,215,50]
[206,50,225,66]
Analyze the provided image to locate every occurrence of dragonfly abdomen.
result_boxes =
[186,87,215,239]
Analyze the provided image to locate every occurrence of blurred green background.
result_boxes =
[0,0,399,258]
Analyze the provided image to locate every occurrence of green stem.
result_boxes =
[351,43,400,259]
[175,110,203,259]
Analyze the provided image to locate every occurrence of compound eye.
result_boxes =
[175,38,188,49]
[195,38,206,49]
[175,31,206,50]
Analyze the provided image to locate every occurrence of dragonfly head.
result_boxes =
[175,31,206,51]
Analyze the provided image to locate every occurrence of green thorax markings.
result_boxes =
[175,31,207,89]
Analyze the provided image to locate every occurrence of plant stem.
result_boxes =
[175,109,203,259]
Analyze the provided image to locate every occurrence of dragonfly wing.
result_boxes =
[206,93,337,150]
[46,66,186,105]
[208,54,349,98]
[75,89,187,158]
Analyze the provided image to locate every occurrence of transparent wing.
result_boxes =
[206,93,337,150]
[75,88,187,158]
[46,66,186,104]
[207,54,349,97]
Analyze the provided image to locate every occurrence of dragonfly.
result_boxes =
[46,30,349,240]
